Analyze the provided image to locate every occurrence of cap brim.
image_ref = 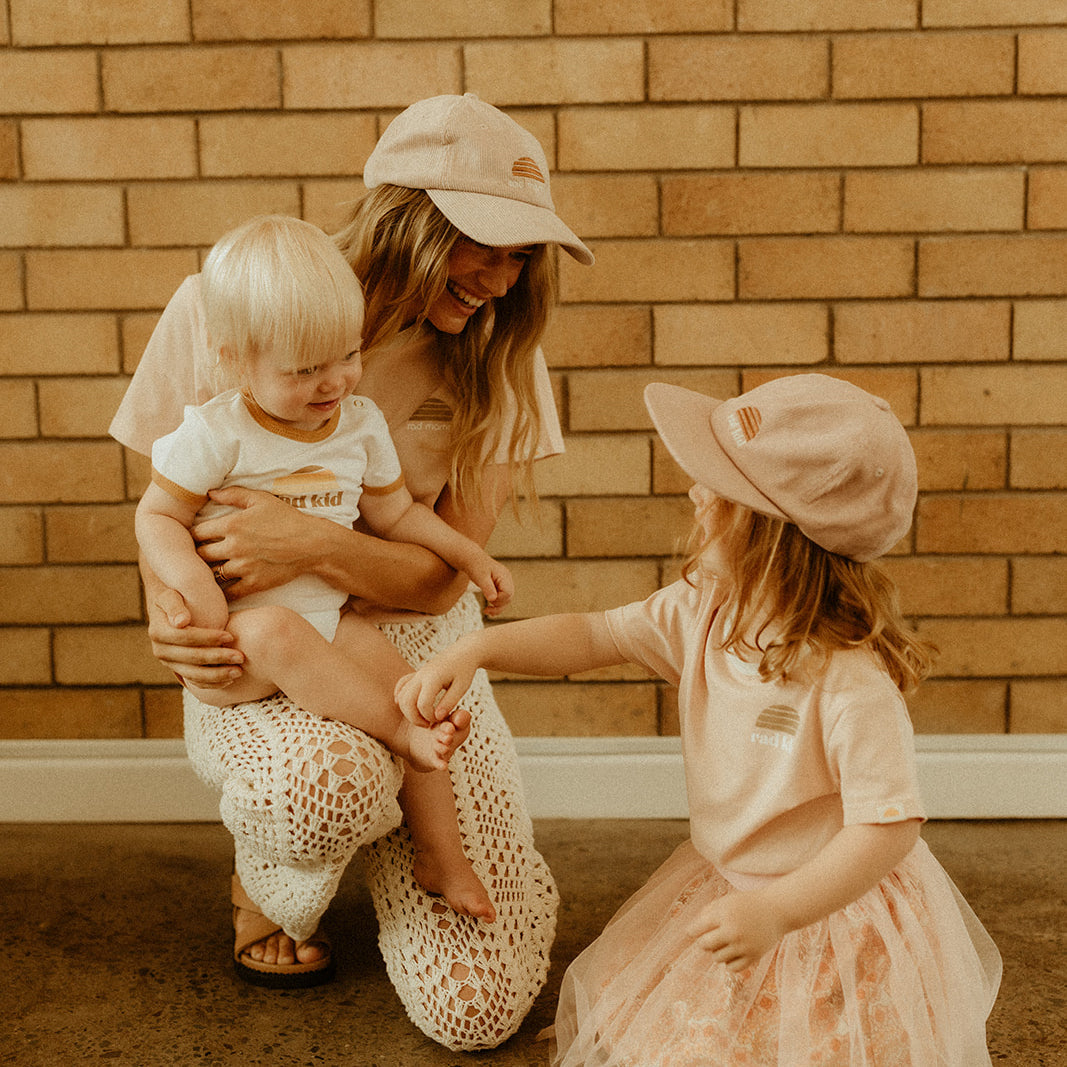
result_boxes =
[644,382,788,520]
[428,188,594,265]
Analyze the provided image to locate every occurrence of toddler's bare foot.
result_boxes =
[399,710,470,773]
[414,846,497,923]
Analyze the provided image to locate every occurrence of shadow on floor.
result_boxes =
[2,820,1064,1066]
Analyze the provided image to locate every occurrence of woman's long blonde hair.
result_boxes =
[333,186,556,509]
[682,499,935,693]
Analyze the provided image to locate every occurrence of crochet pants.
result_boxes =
[183,592,558,1051]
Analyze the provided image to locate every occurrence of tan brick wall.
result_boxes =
[2,2,1065,740]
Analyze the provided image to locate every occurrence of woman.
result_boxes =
[110,93,593,1051]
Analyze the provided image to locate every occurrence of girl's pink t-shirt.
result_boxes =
[604,577,925,878]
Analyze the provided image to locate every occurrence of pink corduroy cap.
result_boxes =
[644,374,918,562]
[362,93,593,266]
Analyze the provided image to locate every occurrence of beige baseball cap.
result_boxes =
[362,93,594,266]
[644,374,918,562]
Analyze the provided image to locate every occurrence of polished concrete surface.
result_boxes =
[3,819,1064,1066]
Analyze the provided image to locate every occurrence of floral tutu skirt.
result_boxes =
[552,837,1000,1066]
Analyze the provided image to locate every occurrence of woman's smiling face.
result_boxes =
[426,237,535,334]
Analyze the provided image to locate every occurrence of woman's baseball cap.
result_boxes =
[644,374,918,562]
[362,93,594,266]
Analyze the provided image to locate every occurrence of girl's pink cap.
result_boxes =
[644,374,918,562]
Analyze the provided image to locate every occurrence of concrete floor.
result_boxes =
[2,819,1064,1066]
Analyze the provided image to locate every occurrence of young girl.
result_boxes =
[136,216,506,954]
[396,374,1003,1065]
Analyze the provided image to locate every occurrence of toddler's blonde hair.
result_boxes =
[201,215,365,379]
[682,498,935,694]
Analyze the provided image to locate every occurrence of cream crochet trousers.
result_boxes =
[184,592,558,1051]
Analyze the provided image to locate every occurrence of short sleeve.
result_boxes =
[604,580,709,687]
[150,405,238,507]
[354,399,404,492]
[826,677,926,826]
[490,346,564,464]
[110,275,222,457]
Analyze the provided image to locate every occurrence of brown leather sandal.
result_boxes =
[231,874,335,989]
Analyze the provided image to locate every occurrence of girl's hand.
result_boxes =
[689,822,923,973]
[394,645,479,726]
[194,486,319,597]
[689,890,788,972]
[147,585,244,688]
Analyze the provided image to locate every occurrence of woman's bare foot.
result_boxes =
[233,906,328,965]
[414,846,497,923]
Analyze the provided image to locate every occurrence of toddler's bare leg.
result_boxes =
[401,756,496,923]
[197,607,459,772]
[315,613,492,913]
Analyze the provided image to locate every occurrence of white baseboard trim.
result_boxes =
[1,735,1065,823]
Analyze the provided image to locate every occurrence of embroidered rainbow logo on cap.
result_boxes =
[512,157,546,183]
[728,405,762,446]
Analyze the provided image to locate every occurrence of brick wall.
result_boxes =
[1,0,1065,741]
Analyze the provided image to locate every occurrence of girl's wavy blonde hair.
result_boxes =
[681,498,935,694]
[333,186,556,509]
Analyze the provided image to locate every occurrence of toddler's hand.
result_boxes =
[480,562,514,617]
[466,554,513,617]
[688,890,787,972]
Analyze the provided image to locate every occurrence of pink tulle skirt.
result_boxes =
[552,837,1001,1066]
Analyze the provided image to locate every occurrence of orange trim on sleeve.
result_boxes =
[151,469,209,510]
[361,474,406,496]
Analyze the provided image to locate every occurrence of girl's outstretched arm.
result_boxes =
[691,819,922,971]
[395,612,624,725]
